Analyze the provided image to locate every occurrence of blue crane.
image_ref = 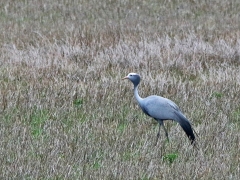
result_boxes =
[123,73,196,145]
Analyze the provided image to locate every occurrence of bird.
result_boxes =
[122,72,196,145]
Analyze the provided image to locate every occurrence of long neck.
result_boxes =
[134,84,143,103]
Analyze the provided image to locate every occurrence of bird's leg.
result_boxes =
[155,121,162,146]
[161,123,169,142]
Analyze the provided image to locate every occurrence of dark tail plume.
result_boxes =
[175,112,195,144]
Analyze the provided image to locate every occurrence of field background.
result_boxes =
[0,0,240,179]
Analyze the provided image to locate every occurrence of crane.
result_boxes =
[122,73,196,145]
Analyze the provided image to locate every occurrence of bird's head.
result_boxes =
[122,73,141,86]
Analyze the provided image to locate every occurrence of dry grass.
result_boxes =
[0,0,240,179]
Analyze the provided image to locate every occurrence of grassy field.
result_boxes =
[0,0,240,179]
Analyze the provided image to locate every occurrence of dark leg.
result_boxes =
[155,122,161,146]
[162,122,169,142]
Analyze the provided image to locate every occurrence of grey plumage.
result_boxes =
[123,73,195,145]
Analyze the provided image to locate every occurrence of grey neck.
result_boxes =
[134,85,143,103]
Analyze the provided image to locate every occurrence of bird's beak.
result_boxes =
[122,76,128,80]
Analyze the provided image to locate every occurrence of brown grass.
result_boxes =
[0,0,240,179]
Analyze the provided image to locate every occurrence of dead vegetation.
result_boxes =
[0,0,240,179]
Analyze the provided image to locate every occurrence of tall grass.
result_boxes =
[0,0,240,179]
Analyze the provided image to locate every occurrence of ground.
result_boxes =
[0,0,240,179]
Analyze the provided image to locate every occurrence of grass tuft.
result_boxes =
[163,153,179,164]
[29,108,49,138]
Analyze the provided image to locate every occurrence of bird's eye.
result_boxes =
[130,74,132,76]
